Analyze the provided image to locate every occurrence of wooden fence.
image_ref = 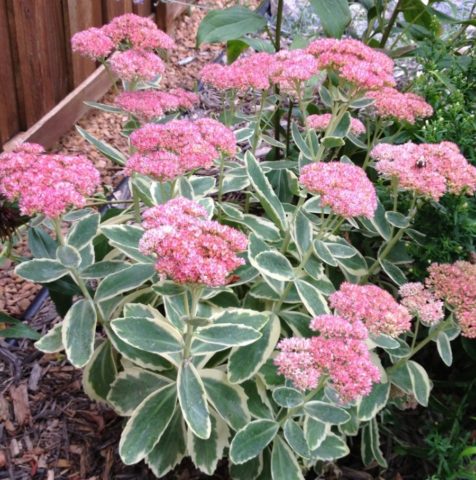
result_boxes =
[0,0,187,147]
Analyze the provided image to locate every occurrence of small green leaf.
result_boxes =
[245,152,287,231]
[357,382,390,421]
[15,259,67,283]
[271,435,304,479]
[313,240,337,267]
[28,227,56,259]
[95,264,156,301]
[67,213,100,250]
[283,420,311,459]
[295,280,329,316]
[80,261,129,279]
[202,369,251,430]
[385,211,410,229]
[56,245,81,268]
[0,312,40,340]
[178,361,211,439]
[146,409,187,478]
[436,331,453,366]
[100,224,151,263]
[304,417,328,450]
[291,122,313,159]
[119,384,177,465]
[107,367,171,416]
[310,0,351,38]
[407,360,432,406]
[82,340,118,403]
[380,259,407,286]
[228,314,280,384]
[196,323,262,347]
[361,417,387,467]
[304,401,350,425]
[313,432,350,460]
[230,419,279,464]
[255,251,295,281]
[211,308,269,331]
[76,126,126,165]
[34,322,62,351]
[272,387,304,408]
[197,6,267,46]
[111,316,183,355]
[322,136,345,148]
[62,300,97,367]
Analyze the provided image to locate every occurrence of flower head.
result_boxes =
[275,315,380,402]
[102,13,175,50]
[299,162,377,218]
[427,261,476,338]
[200,52,277,91]
[330,282,412,337]
[399,282,444,326]
[371,141,476,201]
[307,38,395,92]
[270,49,318,93]
[0,144,100,217]
[71,27,115,60]
[127,118,235,181]
[307,113,366,136]
[109,49,165,82]
[115,88,198,120]
[367,87,433,124]
[139,198,248,286]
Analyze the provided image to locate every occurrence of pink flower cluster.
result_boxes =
[275,314,380,402]
[71,13,174,61]
[200,52,277,91]
[306,38,395,92]
[306,113,366,136]
[200,49,317,94]
[127,118,236,181]
[399,282,444,326]
[70,27,115,60]
[114,88,198,120]
[0,143,100,218]
[427,261,476,338]
[109,49,165,82]
[330,282,412,337]
[371,141,476,201]
[139,198,248,286]
[299,162,377,218]
[367,87,433,124]
[270,49,318,93]
[102,14,175,50]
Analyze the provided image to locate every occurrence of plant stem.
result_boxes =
[272,0,284,159]
[183,286,202,359]
[131,175,141,222]
[388,319,450,374]
[217,154,226,218]
[251,91,268,154]
[285,99,294,157]
[379,0,403,48]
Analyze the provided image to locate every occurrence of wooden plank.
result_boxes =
[64,0,103,87]
[133,0,153,16]
[2,65,112,152]
[10,0,70,128]
[0,0,20,144]
[103,0,133,22]
[156,1,190,33]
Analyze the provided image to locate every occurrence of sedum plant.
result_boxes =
[2,13,476,479]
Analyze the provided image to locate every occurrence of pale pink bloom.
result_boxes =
[0,144,100,218]
[371,142,476,201]
[427,261,476,338]
[306,113,366,135]
[270,49,318,93]
[139,198,248,286]
[399,282,444,326]
[71,27,115,60]
[274,338,319,391]
[109,49,165,82]
[127,118,235,181]
[367,87,433,124]
[275,315,380,401]
[330,282,412,337]
[299,162,377,218]
[114,88,198,120]
[102,13,175,50]
[307,38,395,92]
[200,52,277,91]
